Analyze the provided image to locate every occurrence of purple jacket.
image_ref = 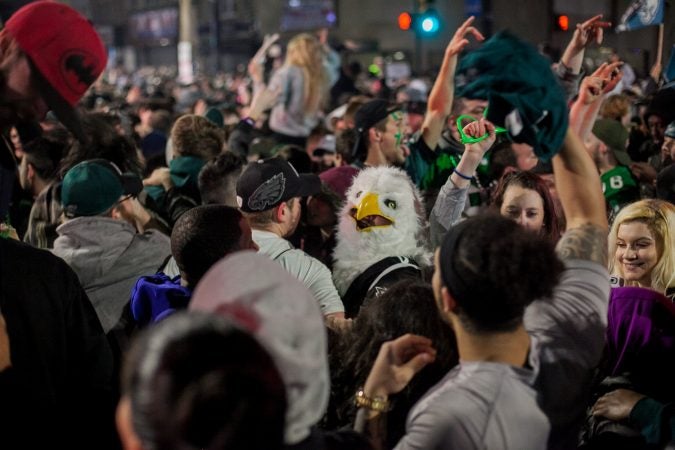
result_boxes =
[606,287,675,398]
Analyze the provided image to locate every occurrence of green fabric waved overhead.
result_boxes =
[455,30,569,161]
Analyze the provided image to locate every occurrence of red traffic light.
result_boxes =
[556,15,569,31]
[398,12,412,30]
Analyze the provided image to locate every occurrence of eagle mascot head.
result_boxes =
[332,166,431,295]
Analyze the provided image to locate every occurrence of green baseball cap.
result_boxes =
[592,119,632,166]
[62,159,143,217]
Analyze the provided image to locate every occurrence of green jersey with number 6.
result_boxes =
[601,165,640,215]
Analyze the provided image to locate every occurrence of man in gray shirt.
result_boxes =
[356,120,609,449]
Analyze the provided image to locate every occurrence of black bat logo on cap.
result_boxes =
[248,173,286,211]
[64,54,97,86]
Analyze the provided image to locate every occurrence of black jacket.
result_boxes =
[0,238,118,449]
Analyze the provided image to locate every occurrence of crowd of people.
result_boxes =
[1,2,674,449]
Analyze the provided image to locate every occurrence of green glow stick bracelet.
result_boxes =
[456,109,508,144]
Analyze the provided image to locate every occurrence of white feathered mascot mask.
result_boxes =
[332,166,432,296]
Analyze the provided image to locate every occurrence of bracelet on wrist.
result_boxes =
[355,388,390,413]
[453,168,473,181]
[242,117,255,127]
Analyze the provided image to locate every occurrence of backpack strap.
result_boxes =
[343,256,421,317]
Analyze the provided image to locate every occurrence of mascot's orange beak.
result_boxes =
[350,192,394,232]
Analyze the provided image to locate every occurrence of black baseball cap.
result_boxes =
[354,99,401,132]
[236,158,321,213]
[352,99,401,160]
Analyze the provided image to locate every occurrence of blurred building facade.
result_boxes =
[1,0,672,76]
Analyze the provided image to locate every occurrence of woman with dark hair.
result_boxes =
[328,281,458,448]
[60,112,144,177]
[116,312,287,450]
[430,118,563,246]
[41,113,168,237]
[490,170,563,243]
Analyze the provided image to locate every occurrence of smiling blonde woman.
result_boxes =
[608,199,675,295]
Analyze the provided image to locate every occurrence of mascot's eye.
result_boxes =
[385,199,397,210]
[356,191,362,198]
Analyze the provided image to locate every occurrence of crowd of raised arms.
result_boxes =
[1,3,674,450]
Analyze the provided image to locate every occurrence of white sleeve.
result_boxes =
[281,250,345,315]
[429,180,469,248]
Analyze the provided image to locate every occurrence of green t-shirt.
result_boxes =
[405,136,490,192]
[601,165,640,215]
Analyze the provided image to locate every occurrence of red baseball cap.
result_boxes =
[5,1,107,140]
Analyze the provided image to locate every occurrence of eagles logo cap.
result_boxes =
[5,1,107,141]
[236,157,321,213]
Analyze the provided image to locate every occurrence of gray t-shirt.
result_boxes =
[395,360,549,450]
[253,229,345,315]
[394,259,609,450]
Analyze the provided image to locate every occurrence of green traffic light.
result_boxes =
[414,8,441,36]
[421,17,439,33]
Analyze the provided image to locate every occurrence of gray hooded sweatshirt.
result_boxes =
[53,217,170,332]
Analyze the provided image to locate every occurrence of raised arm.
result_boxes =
[317,28,342,87]
[569,61,623,141]
[553,127,608,264]
[420,16,484,150]
[247,33,280,94]
[555,15,610,101]
[560,15,608,74]
[429,118,495,247]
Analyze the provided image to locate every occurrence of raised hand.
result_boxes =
[462,117,496,155]
[446,16,485,57]
[571,15,610,50]
[258,33,280,58]
[364,334,437,398]
[578,76,606,105]
[578,62,623,104]
[561,14,611,74]
[249,33,281,84]
[593,61,624,93]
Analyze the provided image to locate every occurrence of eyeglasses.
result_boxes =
[456,109,508,144]
[113,194,134,208]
